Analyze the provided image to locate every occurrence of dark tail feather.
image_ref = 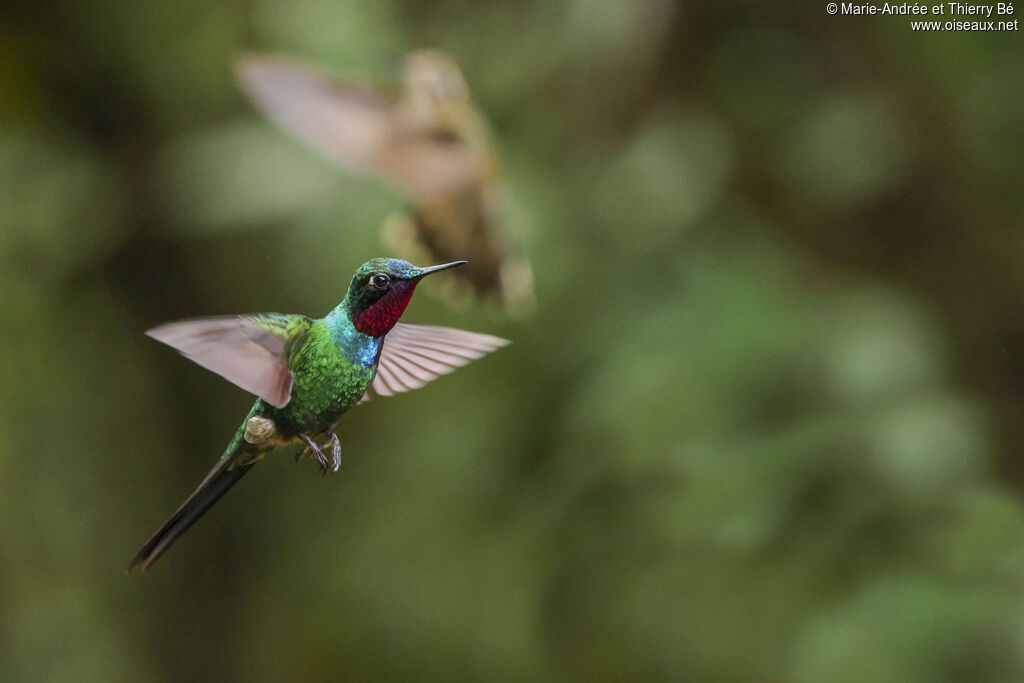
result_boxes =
[126,462,255,572]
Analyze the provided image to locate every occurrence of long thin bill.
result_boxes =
[418,260,467,276]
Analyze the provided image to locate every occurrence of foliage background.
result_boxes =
[2,0,1023,680]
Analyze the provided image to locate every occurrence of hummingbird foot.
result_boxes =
[326,432,341,473]
[296,433,342,475]
[297,434,329,474]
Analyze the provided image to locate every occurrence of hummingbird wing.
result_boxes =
[235,54,478,199]
[236,54,393,176]
[365,322,509,399]
[146,314,303,408]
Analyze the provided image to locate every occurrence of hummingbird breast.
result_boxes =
[264,320,378,436]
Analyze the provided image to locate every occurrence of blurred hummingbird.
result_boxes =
[127,258,508,571]
[235,50,535,317]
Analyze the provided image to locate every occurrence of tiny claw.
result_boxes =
[298,434,329,474]
[296,433,341,475]
[327,432,341,473]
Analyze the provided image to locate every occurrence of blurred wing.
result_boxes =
[146,315,297,408]
[236,53,479,199]
[366,322,509,399]
[235,54,395,177]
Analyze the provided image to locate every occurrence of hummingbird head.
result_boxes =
[347,258,466,337]
[403,50,470,109]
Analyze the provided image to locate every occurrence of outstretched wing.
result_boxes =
[365,322,509,399]
[236,54,395,178]
[235,54,478,199]
[146,314,303,408]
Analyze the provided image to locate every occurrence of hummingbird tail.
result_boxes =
[126,461,255,572]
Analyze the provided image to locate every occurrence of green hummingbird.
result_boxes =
[127,258,508,571]
[235,50,535,317]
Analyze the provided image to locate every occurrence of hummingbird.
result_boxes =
[235,50,535,317]
[127,258,509,571]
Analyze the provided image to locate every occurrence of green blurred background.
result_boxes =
[2,0,1024,680]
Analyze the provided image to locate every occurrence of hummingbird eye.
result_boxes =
[369,273,391,290]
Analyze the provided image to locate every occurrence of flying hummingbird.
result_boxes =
[235,50,535,317]
[127,258,508,571]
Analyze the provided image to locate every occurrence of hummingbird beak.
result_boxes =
[417,260,467,277]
